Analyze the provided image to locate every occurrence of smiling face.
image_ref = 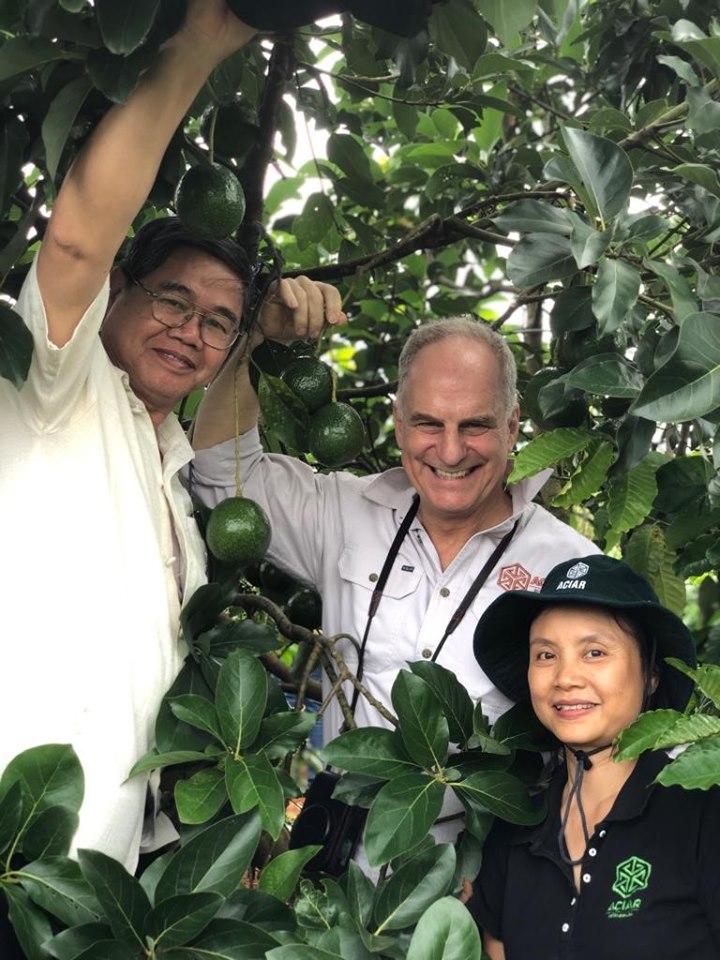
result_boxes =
[100,247,244,425]
[528,605,650,751]
[393,336,519,533]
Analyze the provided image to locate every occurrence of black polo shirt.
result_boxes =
[469,751,720,959]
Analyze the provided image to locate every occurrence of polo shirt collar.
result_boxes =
[517,750,670,855]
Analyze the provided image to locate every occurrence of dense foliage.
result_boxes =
[3,0,720,956]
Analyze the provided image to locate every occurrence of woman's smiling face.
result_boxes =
[527,604,649,751]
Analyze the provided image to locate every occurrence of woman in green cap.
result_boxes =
[467,554,720,960]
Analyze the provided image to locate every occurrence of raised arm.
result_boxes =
[192,276,345,449]
[37,0,255,347]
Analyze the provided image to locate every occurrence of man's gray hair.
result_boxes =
[395,317,518,417]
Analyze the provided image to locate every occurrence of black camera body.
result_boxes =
[289,771,367,876]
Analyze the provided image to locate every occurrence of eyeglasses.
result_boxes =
[132,278,241,350]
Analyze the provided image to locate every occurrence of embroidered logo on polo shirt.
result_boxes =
[497,564,544,592]
[606,855,652,920]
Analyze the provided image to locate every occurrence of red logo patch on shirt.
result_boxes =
[497,563,532,590]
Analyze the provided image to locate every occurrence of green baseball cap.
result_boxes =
[473,554,696,712]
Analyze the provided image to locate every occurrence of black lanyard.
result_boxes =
[350,496,519,714]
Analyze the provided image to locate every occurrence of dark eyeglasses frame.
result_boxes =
[132,277,241,350]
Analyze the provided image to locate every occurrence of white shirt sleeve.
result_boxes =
[13,258,110,431]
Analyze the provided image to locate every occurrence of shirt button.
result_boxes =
[439,587,450,597]
[570,897,577,906]
[369,573,378,582]
[588,848,597,857]
[583,873,591,884]
[422,648,433,659]
[599,829,607,838]
[561,923,570,933]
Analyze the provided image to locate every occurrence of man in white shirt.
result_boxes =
[0,0,341,894]
[192,320,600,747]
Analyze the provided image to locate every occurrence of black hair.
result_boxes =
[118,216,253,286]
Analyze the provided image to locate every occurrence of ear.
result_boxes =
[108,266,128,305]
[650,666,660,694]
[507,402,520,448]
[392,401,405,448]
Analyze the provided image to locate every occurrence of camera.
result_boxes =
[289,770,367,876]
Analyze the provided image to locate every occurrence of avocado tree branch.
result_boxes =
[239,35,296,262]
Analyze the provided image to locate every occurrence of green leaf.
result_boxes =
[564,354,643,397]
[145,892,222,948]
[561,127,633,225]
[391,671,449,770]
[0,36,66,82]
[373,844,455,934]
[614,709,685,760]
[632,313,720,422]
[0,781,23,856]
[20,805,79,860]
[475,0,536,47]
[95,0,161,55]
[154,813,262,902]
[591,258,641,335]
[665,661,720,710]
[78,849,150,947]
[607,452,667,537]
[407,661,475,745]
[267,947,343,960]
[506,233,577,288]
[180,582,235,646]
[405,896,482,960]
[189,919,280,958]
[0,303,34,389]
[253,711,317,759]
[175,768,227,825]
[258,846,322,902]
[225,754,285,839]
[44,923,114,960]
[294,192,336,249]
[4,885,55,960]
[216,650,268,753]
[327,133,373,184]
[0,744,84,828]
[200,619,280,657]
[550,286,595,336]
[324,727,417,779]
[86,45,156,105]
[42,76,92,182]
[568,215,611,269]
[258,372,310,452]
[345,861,375,930]
[455,771,541,825]
[170,694,224,743]
[507,427,594,483]
[0,113,29,214]
[492,199,571,236]
[620,712,720,760]
[429,0,488,70]
[672,163,720,200]
[642,259,698,323]
[553,439,613,509]
[624,525,686,615]
[657,739,720,790]
[73,942,130,960]
[17,856,99,929]
[129,747,217,778]
[364,774,445,867]
[669,20,720,78]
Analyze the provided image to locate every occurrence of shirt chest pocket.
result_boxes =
[338,544,423,670]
